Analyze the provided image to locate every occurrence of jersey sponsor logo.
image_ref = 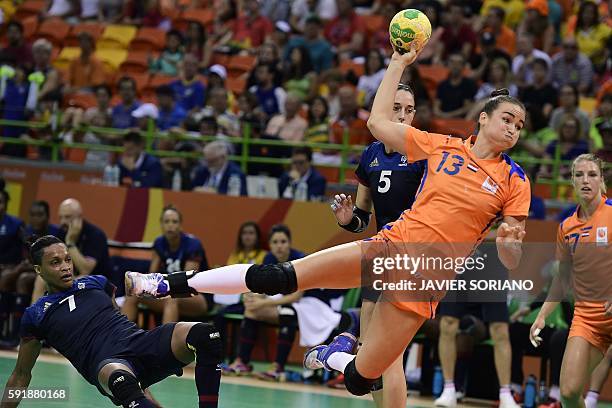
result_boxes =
[467,163,478,172]
[43,302,52,312]
[399,155,408,167]
[0,225,6,235]
[369,157,379,168]
[596,227,608,245]
[481,177,498,194]
[78,282,86,290]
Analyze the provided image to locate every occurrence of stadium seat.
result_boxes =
[97,24,137,49]
[119,51,153,74]
[316,166,340,183]
[579,97,596,115]
[210,52,230,67]
[53,47,81,71]
[63,147,88,164]
[64,92,97,110]
[64,22,104,47]
[14,0,45,20]
[435,118,477,139]
[35,18,71,47]
[339,60,365,77]
[129,72,152,96]
[130,27,167,52]
[174,8,215,31]
[142,74,175,96]
[20,15,39,40]
[226,76,246,95]
[362,14,385,35]
[227,55,257,78]
[95,48,128,72]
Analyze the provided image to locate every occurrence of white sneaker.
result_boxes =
[499,392,521,408]
[435,388,457,407]
[124,272,169,298]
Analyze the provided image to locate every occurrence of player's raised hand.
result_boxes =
[391,42,419,67]
[496,222,526,244]
[331,194,353,225]
[529,317,545,347]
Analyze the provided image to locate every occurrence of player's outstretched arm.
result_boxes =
[367,46,419,154]
[1,338,42,408]
[495,216,526,270]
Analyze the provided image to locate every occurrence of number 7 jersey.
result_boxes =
[380,127,531,245]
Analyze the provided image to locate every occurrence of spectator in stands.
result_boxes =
[512,104,556,168]
[32,198,111,302]
[248,44,284,89]
[512,32,552,88]
[31,39,61,105]
[540,114,589,179]
[305,96,331,146]
[169,54,205,113]
[111,76,141,129]
[416,0,443,64]
[123,0,168,28]
[122,205,210,324]
[358,49,386,109]
[568,1,612,71]
[434,53,477,119]
[0,21,33,71]
[98,0,125,22]
[118,131,163,188]
[519,58,558,122]
[517,0,554,55]
[65,32,106,94]
[201,0,238,66]
[264,94,307,142]
[400,65,431,104]
[282,46,316,102]
[232,0,273,49]
[594,121,612,180]
[237,91,266,139]
[279,146,327,201]
[470,31,512,83]
[482,7,516,57]
[549,85,590,139]
[323,0,365,59]
[436,1,477,62]
[249,63,287,118]
[195,86,241,139]
[330,85,372,149]
[269,21,291,57]
[192,141,247,195]
[155,85,187,131]
[590,94,612,151]
[206,64,228,91]
[0,63,30,158]
[467,58,517,120]
[44,0,79,20]
[0,190,24,271]
[290,0,337,33]
[149,30,184,77]
[550,37,594,95]
[479,0,524,29]
[227,221,267,265]
[286,16,334,74]
[184,21,206,64]
[82,110,113,168]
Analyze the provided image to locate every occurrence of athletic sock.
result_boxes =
[444,380,456,393]
[170,265,250,294]
[585,390,599,408]
[548,385,560,401]
[500,385,512,398]
[327,352,356,374]
[275,325,297,370]
[237,318,258,364]
[194,364,221,408]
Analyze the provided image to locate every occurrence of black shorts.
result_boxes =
[438,301,509,323]
[95,323,186,405]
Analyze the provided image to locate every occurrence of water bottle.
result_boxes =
[294,181,308,201]
[103,164,113,186]
[538,380,547,403]
[524,375,537,408]
[171,169,182,191]
[111,164,120,186]
[227,174,241,196]
[432,366,444,397]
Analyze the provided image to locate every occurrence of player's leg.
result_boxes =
[307,301,425,396]
[126,242,363,297]
[489,322,519,408]
[436,315,459,407]
[584,346,611,408]
[98,362,157,408]
[559,337,604,408]
[359,300,384,407]
[171,321,223,408]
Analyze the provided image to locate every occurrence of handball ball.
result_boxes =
[389,9,432,54]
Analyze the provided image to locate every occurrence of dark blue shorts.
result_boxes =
[95,323,186,405]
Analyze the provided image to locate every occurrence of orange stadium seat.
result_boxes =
[417,64,449,99]
[130,28,167,52]
[129,72,152,96]
[226,76,246,95]
[362,14,385,35]
[174,8,215,31]
[64,92,97,110]
[227,55,257,78]
[64,23,104,47]
[21,16,39,40]
[339,60,365,77]
[119,51,153,74]
[35,18,71,47]
[14,0,45,20]
[63,147,87,163]
[435,118,477,139]
[210,52,230,67]
[143,74,175,96]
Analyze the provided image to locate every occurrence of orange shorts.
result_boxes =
[569,302,612,355]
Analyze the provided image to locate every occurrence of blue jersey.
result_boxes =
[0,214,24,264]
[170,79,206,111]
[153,232,208,273]
[355,141,426,230]
[20,275,142,385]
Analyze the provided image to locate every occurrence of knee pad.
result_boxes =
[344,359,376,396]
[108,370,143,405]
[167,271,199,298]
[371,376,383,392]
[278,305,298,328]
[186,323,223,366]
[245,262,297,295]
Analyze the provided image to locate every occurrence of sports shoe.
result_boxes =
[499,392,521,408]
[125,272,169,298]
[538,400,561,408]
[221,361,253,376]
[303,332,357,371]
[254,364,285,382]
[435,388,457,407]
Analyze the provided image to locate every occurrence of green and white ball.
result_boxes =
[389,9,432,54]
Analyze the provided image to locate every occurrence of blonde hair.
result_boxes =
[571,154,607,195]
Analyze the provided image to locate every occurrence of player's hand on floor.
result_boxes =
[331,194,353,225]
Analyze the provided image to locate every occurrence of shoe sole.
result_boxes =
[303,345,326,370]
[124,272,135,296]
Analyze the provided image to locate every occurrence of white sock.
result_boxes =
[326,352,356,374]
[443,381,456,394]
[500,385,512,398]
[585,390,599,408]
[549,385,560,401]
[174,264,250,294]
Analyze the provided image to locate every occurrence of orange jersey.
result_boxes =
[379,127,531,248]
[556,196,612,303]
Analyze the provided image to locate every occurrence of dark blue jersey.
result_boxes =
[20,275,143,385]
[0,214,25,264]
[355,141,426,230]
[153,232,208,273]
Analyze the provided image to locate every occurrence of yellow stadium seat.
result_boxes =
[53,47,81,71]
[97,24,137,49]
[579,97,597,115]
[95,48,128,72]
